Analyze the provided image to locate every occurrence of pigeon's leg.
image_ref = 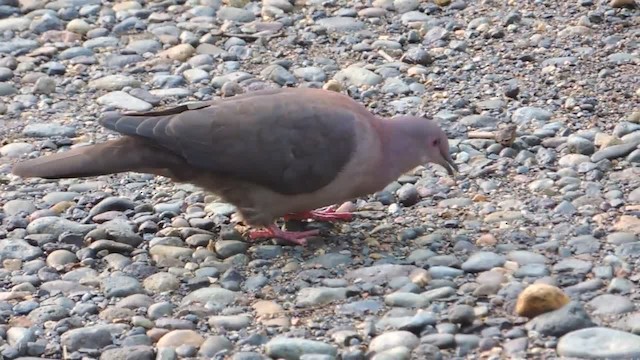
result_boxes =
[284,205,354,222]
[247,224,320,246]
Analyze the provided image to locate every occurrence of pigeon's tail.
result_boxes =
[11,137,178,179]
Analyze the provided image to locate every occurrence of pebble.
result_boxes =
[587,294,635,315]
[97,91,153,111]
[157,330,205,348]
[316,17,365,32]
[22,124,76,138]
[557,327,640,358]
[265,338,337,360]
[516,283,570,318]
[334,65,383,87]
[143,272,180,293]
[61,325,113,352]
[461,252,505,272]
[368,331,419,353]
[89,74,141,91]
[181,287,237,307]
[525,301,596,336]
[296,287,350,307]
[101,275,143,298]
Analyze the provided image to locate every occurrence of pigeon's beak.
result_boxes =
[439,151,458,176]
[436,142,458,176]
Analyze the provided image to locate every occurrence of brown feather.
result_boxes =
[11,137,188,179]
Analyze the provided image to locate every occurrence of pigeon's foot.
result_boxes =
[247,224,320,246]
[284,205,354,222]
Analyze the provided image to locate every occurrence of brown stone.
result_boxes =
[159,44,195,62]
[157,329,204,348]
[613,216,640,234]
[476,234,497,247]
[516,283,570,318]
[433,0,451,6]
[610,0,637,8]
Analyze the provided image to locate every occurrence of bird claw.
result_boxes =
[247,225,320,246]
[283,206,354,222]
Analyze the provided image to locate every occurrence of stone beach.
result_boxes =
[0,0,639,359]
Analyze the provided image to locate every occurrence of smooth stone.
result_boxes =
[265,338,337,360]
[46,249,77,267]
[0,142,34,157]
[384,292,429,308]
[316,16,365,32]
[333,65,382,87]
[461,252,505,272]
[525,301,596,336]
[157,330,204,348]
[591,141,640,162]
[369,331,419,353]
[97,91,152,111]
[216,6,255,22]
[199,335,233,357]
[143,272,180,293]
[587,294,635,315]
[181,287,237,307]
[101,275,143,298]
[22,123,76,138]
[557,327,640,359]
[89,74,141,91]
[61,325,113,352]
[0,239,43,261]
[296,287,349,307]
[3,199,36,216]
[208,315,251,330]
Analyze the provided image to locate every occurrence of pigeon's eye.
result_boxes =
[432,139,440,146]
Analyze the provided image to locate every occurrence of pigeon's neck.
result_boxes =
[379,118,425,181]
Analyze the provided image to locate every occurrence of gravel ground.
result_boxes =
[0,0,639,359]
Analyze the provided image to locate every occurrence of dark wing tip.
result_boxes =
[98,111,123,131]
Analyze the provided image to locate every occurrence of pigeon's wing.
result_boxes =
[99,88,366,195]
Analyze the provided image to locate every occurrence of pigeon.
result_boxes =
[11,87,457,245]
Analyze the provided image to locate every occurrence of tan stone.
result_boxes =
[159,44,195,62]
[253,300,284,316]
[516,283,570,318]
[613,216,640,234]
[147,328,169,342]
[323,79,342,92]
[113,1,142,11]
[3,259,22,271]
[476,234,497,247]
[610,0,637,8]
[157,329,204,348]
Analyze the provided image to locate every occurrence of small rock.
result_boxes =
[461,252,505,272]
[265,338,337,360]
[157,330,205,348]
[558,327,640,358]
[369,331,419,353]
[160,44,195,61]
[97,91,152,111]
[525,301,596,336]
[587,294,635,315]
[516,283,570,318]
[199,335,233,357]
[296,287,350,307]
[61,326,113,352]
[143,272,180,293]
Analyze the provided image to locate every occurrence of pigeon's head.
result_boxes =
[391,115,458,176]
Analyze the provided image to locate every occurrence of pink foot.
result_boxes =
[284,206,354,222]
[247,224,320,246]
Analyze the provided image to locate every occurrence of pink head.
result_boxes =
[382,115,458,176]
